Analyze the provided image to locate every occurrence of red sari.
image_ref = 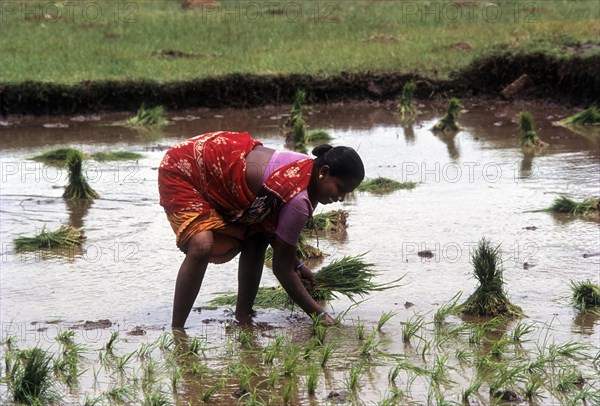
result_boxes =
[158,131,313,254]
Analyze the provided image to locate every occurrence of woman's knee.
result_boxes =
[184,232,214,260]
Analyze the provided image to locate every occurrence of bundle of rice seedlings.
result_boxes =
[558,106,600,126]
[63,149,99,199]
[432,98,462,132]
[91,151,144,161]
[357,177,416,194]
[461,239,523,318]
[397,81,417,120]
[10,348,57,404]
[304,210,348,233]
[288,89,306,127]
[30,147,87,165]
[570,280,600,312]
[211,254,402,309]
[125,105,169,127]
[306,129,333,143]
[291,116,307,153]
[518,111,546,148]
[548,195,599,216]
[14,225,84,252]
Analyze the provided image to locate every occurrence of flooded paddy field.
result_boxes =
[0,101,598,404]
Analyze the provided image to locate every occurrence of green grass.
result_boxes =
[1,1,597,83]
[91,151,144,161]
[125,106,169,127]
[9,348,57,404]
[14,225,84,252]
[570,280,600,312]
[357,177,416,194]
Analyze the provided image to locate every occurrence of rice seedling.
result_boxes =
[63,149,100,199]
[141,360,162,391]
[455,348,474,364]
[489,334,511,358]
[510,320,536,343]
[429,355,454,387]
[91,151,144,161]
[524,377,545,403]
[567,384,600,405]
[355,317,366,340]
[310,317,327,346]
[291,116,307,153]
[114,351,136,374]
[186,336,207,357]
[212,254,401,309]
[558,106,600,126]
[126,105,169,127]
[3,335,17,351]
[359,329,381,357]
[377,311,397,332]
[420,338,431,360]
[105,385,135,403]
[488,364,527,398]
[9,348,57,404]
[237,329,257,348]
[262,336,284,365]
[304,210,348,234]
[543,195,600,217]
[288,89,306,128]
[281,345,301,376]
[357,177,416,194]
[306,129,333,143]
[14,225,84,252]
[105,332,119,352]
[547,341,589,363]
[518,110,547,148]
[170,367,182,391]
[30,147,87,165]
[555,367,582,393]
[433,292,463,324]
[267,368,280,387]
[401,314,425,344]
[282,377,295,404]
[461,377,483,404]
[461,238,524,318]
[83,395,103,406]
[320,342,337,368]
[432,98,462,132]
[344,363,364,392]
[305,364,319,395]
[142,391,171,406]
[397,81,417,120]
[228,362,258,389]
[199,379,224,403]
[156,333,174,351]
[55,330,75,346]
[189,361,210,378]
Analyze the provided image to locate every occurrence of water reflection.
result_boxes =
[66,198,93,229]
[435,132,460,161]
[403,125,416,145]
[519,149,536,179]
[572,312,600,335]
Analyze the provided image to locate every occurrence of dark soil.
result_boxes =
[1,53,598,115]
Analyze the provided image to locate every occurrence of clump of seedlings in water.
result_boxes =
[306,129,333,143]
[518,111,547,148]
[63,149,100,199]
[211,254,401,309]
[30,147,88,165]
[432,98,462,132]
[357,177,416,194]
[397,81,418,120]
[546,195,599,216]
[126,105,169,127]
[264,234,324,266]
[304,209,348,234]
[288,89,306,127]
[14,225,84,252]
[570,279,600,313]
[91,151,144,161]
[8,347,57,404]
[461,238,523,318]
[558,106,600,126]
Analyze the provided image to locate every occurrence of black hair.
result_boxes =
[312,144,365,182]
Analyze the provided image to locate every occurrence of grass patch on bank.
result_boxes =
[0,1,598,83]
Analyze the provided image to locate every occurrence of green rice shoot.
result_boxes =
[558,106,600,126]
[125,105,169,127]
[357,177,416,194]
[570,280,600,313]
[289,89,306,127]
[14,225,85,252]
[10,348,57,404]
[518,111,543,147]
[91,151,144,161]
[306,129,333,143]
[548,195,599,216]
[63,149,100,199]
[461,238,523,318]
[398,81,418,120]
[304,210,348,233]
[291,115,307,152]
[30,147,87,165]
[211,254,402,309]
[432,98,462,132]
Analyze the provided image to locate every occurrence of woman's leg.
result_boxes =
[235,233,269,322]
[172,231,213,328]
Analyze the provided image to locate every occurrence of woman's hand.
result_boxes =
[296,264,317,288]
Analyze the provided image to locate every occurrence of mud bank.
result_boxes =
[1,53,598,115]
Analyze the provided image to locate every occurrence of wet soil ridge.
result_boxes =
[1,53,598,115]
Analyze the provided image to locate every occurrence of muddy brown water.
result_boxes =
[0,101,598,404]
